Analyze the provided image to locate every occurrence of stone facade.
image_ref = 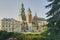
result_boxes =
[0,18,21,32]
[0,3,47,32]
[18,3,47,32]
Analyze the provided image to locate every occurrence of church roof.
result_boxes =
[37,17,47,21]
[1,18,19,22]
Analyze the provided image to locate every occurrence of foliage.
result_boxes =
[45,0,60,40]
[0,30,13,40]
[43,26,48,31]
[0,30,23,40]
[46,0,60,34]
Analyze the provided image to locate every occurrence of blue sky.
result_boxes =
[0,0,50,20]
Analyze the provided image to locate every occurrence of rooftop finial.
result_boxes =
[21,0,24,8]
[22,0,23,2]
[20,0,24,9]
[22,0,23,3]
[27,8,31,12]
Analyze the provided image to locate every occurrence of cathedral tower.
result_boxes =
[34,12,37,22]
[26,8,32,23]
[32,12,38,30]
[18,3,26,22]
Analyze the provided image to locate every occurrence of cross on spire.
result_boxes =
[22,0,23,3]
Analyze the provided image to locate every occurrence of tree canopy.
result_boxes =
[45,0,60,40]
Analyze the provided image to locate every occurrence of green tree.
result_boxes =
[45,0,60,40]
[46,0,60,34]
[0,31,13,40]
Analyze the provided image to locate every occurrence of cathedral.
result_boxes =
[18,3,47,32]
[0,3,47,32]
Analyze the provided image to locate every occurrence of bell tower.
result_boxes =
[26,8,32,23]
[34,12,37,22]
[18,3,26,22]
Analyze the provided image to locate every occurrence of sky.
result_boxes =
[0,0,50,20]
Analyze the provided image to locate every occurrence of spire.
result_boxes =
[27,8,31,12]
[21,3,24,8]
[18,2,26,21]
[27,8,32,15]
[19,2,25,14]
[33,12,37,20]
[20,0,24,10]
[26,8,32,23]
[22,0,23,3]
[35,12,37,17]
